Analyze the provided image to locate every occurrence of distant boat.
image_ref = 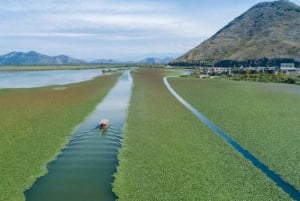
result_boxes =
[99,119,109,129]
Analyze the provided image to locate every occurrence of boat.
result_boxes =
[99,119,109,129]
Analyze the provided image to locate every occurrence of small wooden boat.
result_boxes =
[99,119,109,129]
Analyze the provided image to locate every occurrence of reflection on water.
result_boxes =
[0,69,102,88]
[24,71,132,201]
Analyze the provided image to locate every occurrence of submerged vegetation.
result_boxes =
[2,67,300,200]
[0,73,120,201]
[169,77,300,194]
[113,69,290,200]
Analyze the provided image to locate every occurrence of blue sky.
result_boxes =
[1,0,300,60]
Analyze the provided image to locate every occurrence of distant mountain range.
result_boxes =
[139,57,173,64]
[0,51,173,65]
[0,51,85,65]
[90,57,173,64]
[90,58,122,64]
[171,0,300,67]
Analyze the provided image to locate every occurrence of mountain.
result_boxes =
[90,57,174,64]
[171,0,300,67]
[0,51,175,66]
[90,58,122,64]
[0,51,86,65]
[139,57,173,64]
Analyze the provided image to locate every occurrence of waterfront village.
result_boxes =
[186,63,300,78]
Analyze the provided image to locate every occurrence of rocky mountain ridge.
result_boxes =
[171,0,300,67]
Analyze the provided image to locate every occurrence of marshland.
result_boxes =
[2,67,300,201]
[2,0,300,200]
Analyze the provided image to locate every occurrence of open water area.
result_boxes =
[0,69,103,88]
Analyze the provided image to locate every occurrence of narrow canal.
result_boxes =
[164,76,300,201]
[24,71,133,201]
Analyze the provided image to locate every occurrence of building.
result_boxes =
[280,63,299,74]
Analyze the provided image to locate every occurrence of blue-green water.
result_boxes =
[0,69,102,88]
[24,71,132,201]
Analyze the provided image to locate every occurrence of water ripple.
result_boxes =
[25,71,133,201]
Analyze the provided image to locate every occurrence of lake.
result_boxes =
[0,69,102,88]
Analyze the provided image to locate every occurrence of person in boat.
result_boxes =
[99,119,109,129]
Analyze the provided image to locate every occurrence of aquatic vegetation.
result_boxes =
[0,73,120,201]
[24,71,132,201]
[113,69,290,200]
[169,77,300,193]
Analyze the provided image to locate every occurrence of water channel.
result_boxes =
[164,76,300,200]
[24,71,133,201]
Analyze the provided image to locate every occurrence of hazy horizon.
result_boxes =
[1,0,300,61]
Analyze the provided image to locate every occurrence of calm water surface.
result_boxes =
[0,69,102,88]
[24,71,132,201]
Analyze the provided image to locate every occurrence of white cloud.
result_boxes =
[5,0,299,59]
[1,0,201,38]
[0,0,211,60]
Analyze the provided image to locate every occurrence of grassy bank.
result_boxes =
[169,77,300,193]
[0,73,120,201]
[113,69,290,200]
